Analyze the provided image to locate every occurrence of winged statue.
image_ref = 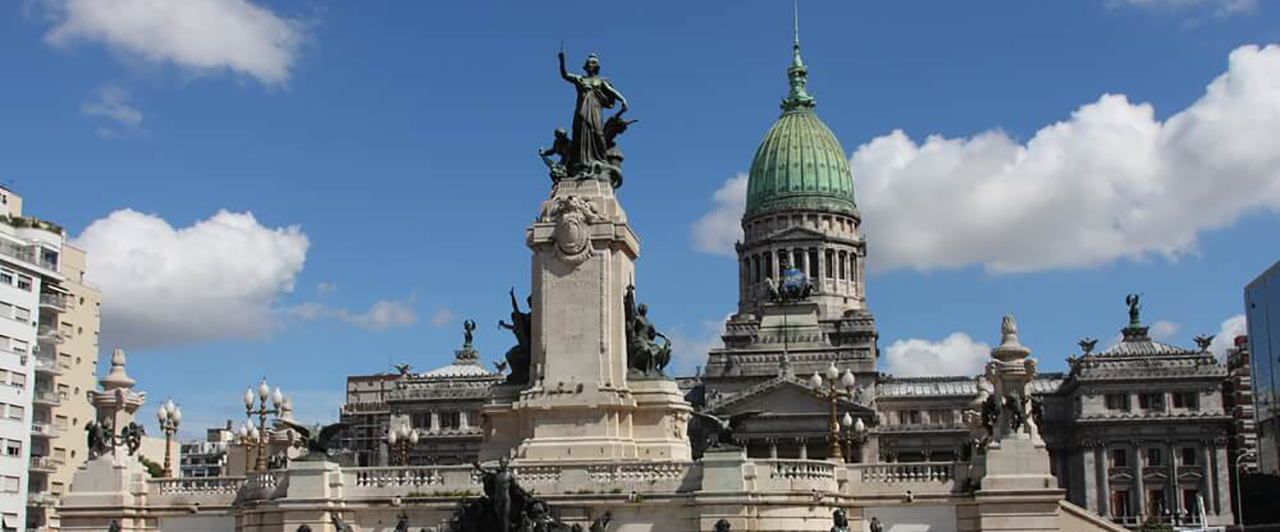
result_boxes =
[687,411,762,459]
[279,420,350,461]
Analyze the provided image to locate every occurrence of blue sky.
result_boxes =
[3,1,1279,437]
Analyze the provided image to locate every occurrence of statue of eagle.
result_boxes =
[279,420,350,461]
[687,411,762,460]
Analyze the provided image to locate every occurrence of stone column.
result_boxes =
[798,438,808,460]
[1098,445,1110,517]
[430,411,440,433]
[1135,443,1146,520]
[768,439,778,459]
[459,410,469,430]
[1169,441,1180,519]
[1083,446,1098,511]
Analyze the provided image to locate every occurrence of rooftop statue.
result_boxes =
[624,284,672,377]
[498,288,533,385]
[1126,293,1142,326]
[554,47,633,188]
[772,256,814,303]
[463,319,477,348]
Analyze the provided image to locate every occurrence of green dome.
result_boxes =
[744,46,858,219]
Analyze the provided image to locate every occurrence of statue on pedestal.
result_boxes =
[713,519,732,532]
[772,257,814,302]
[498,289,533,385]
[624,285,672,377]
[550,48,633,188]
[451,457,597,532]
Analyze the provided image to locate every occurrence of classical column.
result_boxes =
[768,439,778,459]
[459,411,469,430]
[430,411,440,433]
[1135,443,1146,520]
[798,438,808,460]
[1169,441,1180,520]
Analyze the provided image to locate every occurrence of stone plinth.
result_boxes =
[630,379,693,461]
[757,301,823,346]
[57,456,152,532]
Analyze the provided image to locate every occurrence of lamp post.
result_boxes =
[838,413,870,464]
[244,378,286,472]
[1234,450,1256,526]
[809,362,856,462]
[156,399,181,477]
[387,425,420,466]
[237,421,262,474]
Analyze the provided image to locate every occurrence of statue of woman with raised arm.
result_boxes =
[559,49,628,180]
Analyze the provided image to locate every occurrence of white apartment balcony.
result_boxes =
[35,326,66,345]
[30,421,59,438]
[28,456,61,473]
[33,356,61,376]
[32,391,61,407]
[38,293,68,313]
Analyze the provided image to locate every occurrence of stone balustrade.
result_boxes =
[341,461,698,499]
[846,462,969,497]
[152,476,246,495]
[756,459,838,493]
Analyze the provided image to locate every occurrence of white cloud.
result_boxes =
[429,307,456,328]
[692,45,1280,273]
[853,44,1280,273]
[1109,0,1260,17]
[80,84,144,138]
[287,298,419,332]
[881,333,990,378]
[42,0,307,85]
[74,209,309,350]
[315,282,337,296]
[666,316,730,377]
[1207,314,1248,360]
[690,174,748,257]
[1150,320,1180,341]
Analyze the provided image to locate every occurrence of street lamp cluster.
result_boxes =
[387,425,420,466]
[244,378,291,472]
[156,399,181,477]
[809,362,869,463]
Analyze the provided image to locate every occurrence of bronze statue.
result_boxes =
[330,513,354,532]
[463,319,477,348]
[1004,395,1025,433]
[829,509,850,532]
[688,411,762,459]
[472,457,521,532]
[108,520,121,532]
[120,422,144,455]
[1194,334,1215,352]
[85,420,110,458]
[713,519,732,532]
[1126,293,1142,325]
[980,394,1001,436]
[296,525,312,532]
[498,288,533,385]
[623,285,672,377]
[869,517,885,532]
[539,128,571,181]
[1078,337,1098,355]
[278,420,350,461]
[394,512,410,532]
[557,48,630,186]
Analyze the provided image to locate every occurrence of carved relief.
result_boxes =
[544,195,603,266]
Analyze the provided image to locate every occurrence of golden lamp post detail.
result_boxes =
[156,399,181,477]
[244,378,287,472]
[809,362,857,463]
[387,425,420,466]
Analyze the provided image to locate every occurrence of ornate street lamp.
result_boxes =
[244,378,287,472]
[810,362,857,462]
[156,399,181,477]
[387,425,420,466]
[237,421,262,473]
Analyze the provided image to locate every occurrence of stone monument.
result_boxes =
[481,49,691,463]
[976,315,1065,531]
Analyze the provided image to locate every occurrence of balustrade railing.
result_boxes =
[764,459,837,481]
[353,467,449,488]
[852,462,960,483]
[586,462,687,484]
[153,476,246,495]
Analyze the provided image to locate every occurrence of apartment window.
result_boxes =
[1138,393,1165,411]
[4,440,18,457]
[16,275,32,291]
[2,476,18,493]
[1172,392,1199,410]
[53,448,66,462]
[7,405,22,420]
[54,415,68,430]
[1147,447,1163,466]
[1106,394,1131,411]
[1111,448,1129,467]
[12,307,28,322]
[10,341,24,355]
[0,303,9,319]
[0,271,11,285]
[8,372,24,388]
[1181,447,1198,466]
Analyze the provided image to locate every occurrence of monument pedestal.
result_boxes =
[485,179,690,463]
